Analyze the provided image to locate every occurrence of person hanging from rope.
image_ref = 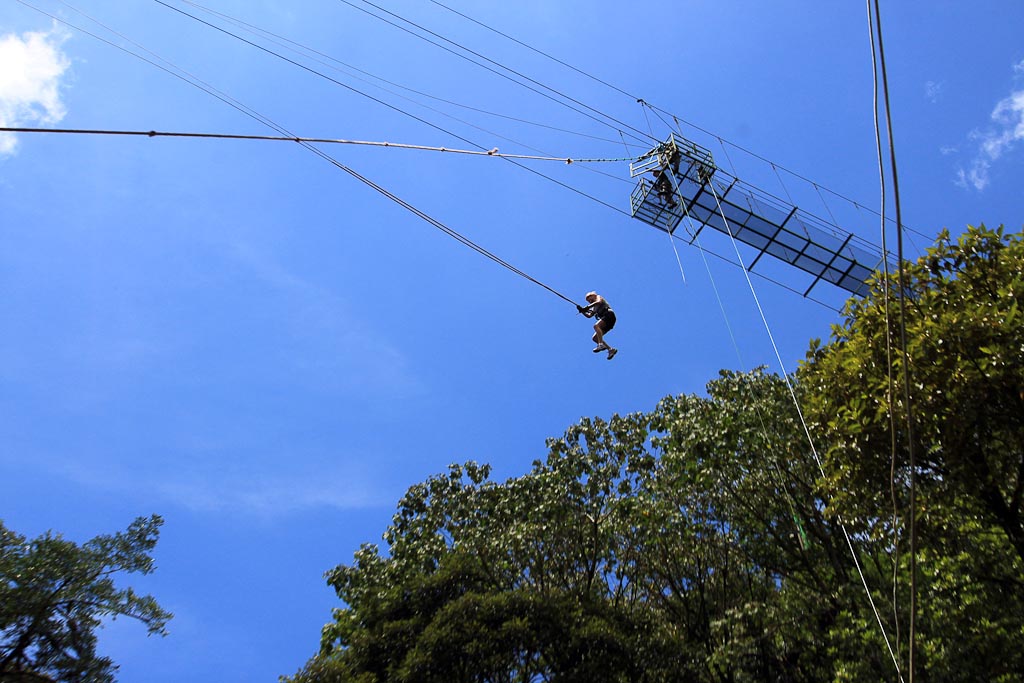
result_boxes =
[650,169,677,208]
[576,291,618,360]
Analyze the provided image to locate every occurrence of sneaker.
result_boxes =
[592,344,608,353]
[606,348,618,360]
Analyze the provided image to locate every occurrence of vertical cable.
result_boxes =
[870,2,917,679]
[667,230,687,286]
[865,0,903,665]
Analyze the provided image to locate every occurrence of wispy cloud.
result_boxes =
[925,80,944,104]
[220,238,424,398]
[48,453,393,517]
[151,467,388,516]
[0,24,71,156]
[956,62,1024,191]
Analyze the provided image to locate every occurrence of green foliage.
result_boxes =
[0,515,172,683]
[291,225,1024,682]
[290,374,894,682]
[800,224,1024,677]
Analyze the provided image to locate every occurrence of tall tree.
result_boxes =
[289,375,899,682]
[0,515,172,683]
[799,224,1024,678]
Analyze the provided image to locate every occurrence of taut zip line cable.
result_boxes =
[144,0,633,216]
[322,155,581,308]
[0,127,634,164]
[427,0,637,102]
[16,2,582,311]
[174,0,622,147]
[334,0,657,147]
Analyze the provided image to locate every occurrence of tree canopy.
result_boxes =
[288,224,1024,683]
[0,515,172,683]
[799,223,1024,678]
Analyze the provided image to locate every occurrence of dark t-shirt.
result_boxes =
[587,299,612,319]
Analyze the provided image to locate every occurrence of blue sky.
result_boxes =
[1,1,1022,680]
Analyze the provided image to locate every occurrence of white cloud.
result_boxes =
[45,453,392,517]
[925,80,944,103]
[151,467,388,516]
[0,25,71,156]
[956,64,1024,191]
[1015,59,1024,75]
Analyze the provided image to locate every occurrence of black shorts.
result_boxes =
[598,311,616,332]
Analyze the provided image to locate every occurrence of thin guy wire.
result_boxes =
[640,101,655,138]
[718,136,739,176]
[618,131,635,158]
[21,1,294,135]
[772,163,796,206]
[427,0,639,101]
[667,229,687,286]
[647,104,677,138]
[334,0,654,146]
[352,0,658,144]
[152,0,632,216]
[813,183,841,228]
[171,0,634,189]
[705,178,905,682]
[178,0,626,146]
[151,0,502,150]
[173,0,640,192]
[672,179,812,553]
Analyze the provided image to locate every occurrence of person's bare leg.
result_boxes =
[596,321,617,359]
[592,323,607,351]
